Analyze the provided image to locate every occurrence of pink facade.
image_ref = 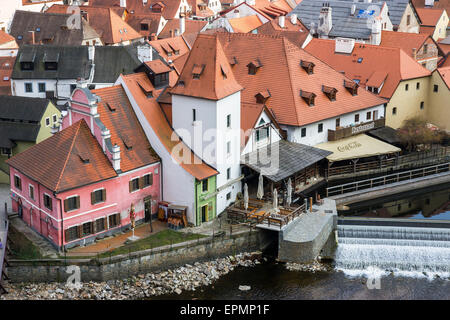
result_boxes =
[9,86,162,250]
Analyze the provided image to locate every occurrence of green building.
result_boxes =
[0,96,60,183]
[195,176,217,226]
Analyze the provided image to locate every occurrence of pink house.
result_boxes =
[7,83,161,250]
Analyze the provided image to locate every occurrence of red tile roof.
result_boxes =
[120,72,218,180]
[158,19,207,38]
[256,15,308,33]
[144,59,173,73]
[0,31,16,46]
[437,66,450,88]
[170,33,243,100]
[149,35,191,62]
[305,38,431,100]
[91,85,160,172]
[47,5,142,44]
[212,33,386,127]
[416,7,446,26]
[380,30,432,59]
[228,15,263,33]
[7,119,118,193]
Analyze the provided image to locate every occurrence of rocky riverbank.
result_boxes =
[285,259,332,273]
[0,252,262,300]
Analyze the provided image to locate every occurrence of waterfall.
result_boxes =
[335,224,450,279]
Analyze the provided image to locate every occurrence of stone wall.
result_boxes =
[6,229,269,283]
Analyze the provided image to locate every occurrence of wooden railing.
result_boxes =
[326,162,450,197]
[262,204,306,230]
[326,146,450,178]
[328,118,386,141]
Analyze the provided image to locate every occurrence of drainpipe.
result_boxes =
[58,196,64,252]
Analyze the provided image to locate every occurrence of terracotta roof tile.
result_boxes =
[47,5,142,44]
[144,59,172,73]
[7,119,117,193]
[416,7,446,26]
[120,72,218,180]
[158,19,207,39]
[305,38,431,99]
[380,30,431,58]
[228,15,263,33]
[437,66,450,88]
[149,36,191,62]
[92,85,160,172]
[0,30,17,46]
[170,33,243,100]
[213,33,386,127]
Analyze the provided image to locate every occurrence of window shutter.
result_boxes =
[65,229,70,242]
[64,199,69,212]
[49,198,52,211]
[149,174,153,186]
[76,196,80,209]
[91,192,95,205]
[92,221,96,234]
[104,217,108,230]
[77,225,82,238]
[116,213,121,226]
[102,189,106,202]
[129,180,133,193]
[139,177,144,189]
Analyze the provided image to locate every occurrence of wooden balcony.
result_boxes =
[328,118,385,142]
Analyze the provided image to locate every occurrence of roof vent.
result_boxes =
[106,102,116,112]
[255,89,271,104]
[322,85,337,101]
[192,64,205,79]
[78,154,90,164]
[300,89,316,106]
[247,59,262,75]
[344,80,358,96]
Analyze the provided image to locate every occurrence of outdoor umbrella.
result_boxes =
[287,178,292,207]
[273,188,278,209]
[257,174,264,200]
[244,183,249,211]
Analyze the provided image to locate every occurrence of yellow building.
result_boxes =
[427,67,450,132]
[416,7,448,41]
[0,97,60,183]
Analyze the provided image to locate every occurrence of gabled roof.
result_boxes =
[91,85,160,172]
[149,36,191,62]
[251,0,292,18]
[90,0,187,19]
[9,10,85,46]
[0,57,15,96]
[228,15,264,33]
[0,96,51,122]
[125,13,164,37]
[159,19,208,39]
[412,0,450,17]
[170,33,243,100]
[12,45,92,80]
[380,30,433,59]
[256,15,308,33]
[436,66,450,89]
[7,119,118,193]
[47,5,142,44]
[120,72,218,180]
[415,7,446,26]
[0,30,17,46]
[305,38,431,99]
[214,33,386,127]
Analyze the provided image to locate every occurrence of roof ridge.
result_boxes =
[281,36,300,126]
[53,120,84,192]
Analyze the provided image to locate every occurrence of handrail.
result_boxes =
[326,162,450,197]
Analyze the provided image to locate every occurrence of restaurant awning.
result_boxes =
[315,133,401,162]
[241,140,332,182]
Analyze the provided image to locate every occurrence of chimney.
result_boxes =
[370,18,381,45]
[290,14,297,25]
[279,15,285,28]
[169,29,174,37]
[50,124,60,135]
[29,30,35,45]
[101,128,111,152]
[412,48,417,59]
[150,33,157,41]
[143,0,148,5]
[350,4,356,16]
[137,44,152,62]
[318,3,332,37]
[180,15,185,35]
[76,78,88,89]
[88,44,95,61]
[120,0,127,8]
[112,144,121,171]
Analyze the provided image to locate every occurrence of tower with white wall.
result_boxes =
[170,34,243,215]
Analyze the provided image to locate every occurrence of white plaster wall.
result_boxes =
[284,104,385,146]
[223,4,269,23]
[117,77,197,224]
[242,110,282,155]
[171,92,242,214]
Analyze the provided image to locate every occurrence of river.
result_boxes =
[157,186,450,300]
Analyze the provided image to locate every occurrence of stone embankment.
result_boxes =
[285,259,332,273]
[0,252,262,300]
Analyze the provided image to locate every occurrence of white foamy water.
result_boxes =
[335,224,450,280]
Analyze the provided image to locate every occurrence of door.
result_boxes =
[144,197,152,222]
[201,205,207,223]
[373,110,379,120]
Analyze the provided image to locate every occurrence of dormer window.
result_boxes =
[192,64,205,79]
[141,23,149,31]
[121,136,133,150]
[19,52,36,71]
[344,80,358,96]
[300,60,315,74]
[138,82,154,98]
[322,85,337,101]
[255,90,271,104]
[229,57,238,66]
[300,90,316,106]
[247,59,262,75]
[43,52,59,71]
[221,66,227,80]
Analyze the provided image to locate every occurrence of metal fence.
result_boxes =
[326,162,450,197]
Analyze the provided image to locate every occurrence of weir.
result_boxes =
[335,218,450,277]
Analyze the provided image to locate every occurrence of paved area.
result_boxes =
[0,184,11,222]
[66,220,167,256]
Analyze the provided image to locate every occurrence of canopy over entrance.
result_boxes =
[315,133,401,162]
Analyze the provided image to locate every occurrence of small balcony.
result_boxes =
[328,118,385,142]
